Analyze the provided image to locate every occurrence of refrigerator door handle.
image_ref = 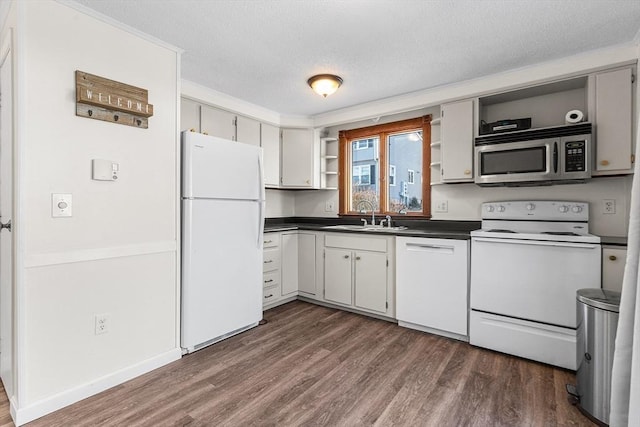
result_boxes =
[257,155,265,248]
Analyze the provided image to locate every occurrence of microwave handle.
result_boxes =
[553,141,558,173]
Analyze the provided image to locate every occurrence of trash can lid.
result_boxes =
[577,288,621,312]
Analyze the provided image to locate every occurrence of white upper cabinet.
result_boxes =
[236,115,261,147]
[441,100,474,182]
[180,98,200,133]
[261,123,281,188]
[200,104,236,141]
[281,128,317,188]
[593,67,634,175]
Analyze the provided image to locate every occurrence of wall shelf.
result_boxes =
[320,137,339,190]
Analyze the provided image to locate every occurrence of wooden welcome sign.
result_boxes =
[76,71,154,128]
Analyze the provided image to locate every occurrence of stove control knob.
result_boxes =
[526,203,535,211]
[497,205,506,213]
[572,205,583,213]
[486,205,495,213]
[558,205,569,213]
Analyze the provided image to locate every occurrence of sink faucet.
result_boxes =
[357,200,376,226]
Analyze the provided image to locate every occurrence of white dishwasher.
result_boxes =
[395,237,469,340]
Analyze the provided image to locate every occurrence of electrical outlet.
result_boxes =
[325,200,335,212]
[95,314,109,335]
[603,199,616,214]
[435,200,448,213]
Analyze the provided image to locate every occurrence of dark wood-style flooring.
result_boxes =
[2,301,593,426]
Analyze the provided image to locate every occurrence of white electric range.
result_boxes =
[469,200,602,370]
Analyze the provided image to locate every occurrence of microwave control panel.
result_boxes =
[565,141,586,172]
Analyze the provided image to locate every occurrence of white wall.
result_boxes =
[13,1,180,422]
[265,189,295,217]
[430,176,632,236]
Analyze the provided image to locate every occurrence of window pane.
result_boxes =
[351,137,379,211]
[387,131,422,213]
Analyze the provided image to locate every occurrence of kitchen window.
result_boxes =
[338,116,431,217]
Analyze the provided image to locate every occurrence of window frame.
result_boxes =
[338,116,431,217]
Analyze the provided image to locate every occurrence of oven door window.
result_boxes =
[481,147,546,175]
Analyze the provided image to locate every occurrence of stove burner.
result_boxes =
[541,231,580,236]
[487,229,517,233]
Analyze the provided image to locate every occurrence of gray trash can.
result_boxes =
[575,288,621,426]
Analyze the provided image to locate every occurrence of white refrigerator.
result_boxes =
[181,131,264,353]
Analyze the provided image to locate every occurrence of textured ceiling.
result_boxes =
[74,0,640,117]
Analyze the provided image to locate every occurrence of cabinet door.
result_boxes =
[281,128,315,187]
[298,233,317,295]
[201,105,236,141]
[354,251,388,313]
[602,247,626,293]
[261,123,281,187]
[281,233,298,296]
[441,100,474,182]
[180,98,200,132]
[236,115,261,147]
[594,68,633,175]
[324,248,352,305]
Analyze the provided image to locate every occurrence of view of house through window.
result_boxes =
[338,116,431,217]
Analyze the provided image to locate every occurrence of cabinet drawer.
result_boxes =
[263,233,281,248]
[263,248,281,272]
[263,270,281,289]
[325,234,387,252]
[263,284,281,304]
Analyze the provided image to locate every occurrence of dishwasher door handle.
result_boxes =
[405,243,454,254]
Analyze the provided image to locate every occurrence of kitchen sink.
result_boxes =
[323,225,408,232]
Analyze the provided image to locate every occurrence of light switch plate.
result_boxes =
[52,193,72,217]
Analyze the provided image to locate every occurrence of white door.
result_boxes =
[182,131,264,201]
[298,233,316,295]
[281,128,314,187]
[354,251,387,313]
[236,115,261,147]
[441,99,474,182]
[324,248,352,305]
[396,238,468,335]
[471,237,601,328]
[181,199,262,351]
[200,104,236,141]
[0,40,13,397]
[281,233,298,296]
[261,123,280,187]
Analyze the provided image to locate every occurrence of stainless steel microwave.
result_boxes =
[474,131,591,186]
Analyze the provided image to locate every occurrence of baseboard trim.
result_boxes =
[11,347,182,426]
[398,320,469,342]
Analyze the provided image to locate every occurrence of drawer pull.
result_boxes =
[600,160,610,166]
[264,279,274,283]
[264,294,274,299]
[356,256,361,260]
[609,255,617,261]
[264,260,273,264]
[464,169,471,175]
[264,240,273,244]
[343,255,349,259]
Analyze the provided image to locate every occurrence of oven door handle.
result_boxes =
[472,237,599,250]
[553,141,558,174]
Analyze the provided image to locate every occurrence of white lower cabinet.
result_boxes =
[323,233,394,317]
[602,246,627,293]
[281,233,298,297]
[297,233,317,296]
[395,237,469,340]
[263,231,317,309]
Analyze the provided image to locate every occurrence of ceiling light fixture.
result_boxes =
[307,74,343,98]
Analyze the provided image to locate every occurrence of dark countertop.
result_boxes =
[264,217,479,240]
[600,236,628,246]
